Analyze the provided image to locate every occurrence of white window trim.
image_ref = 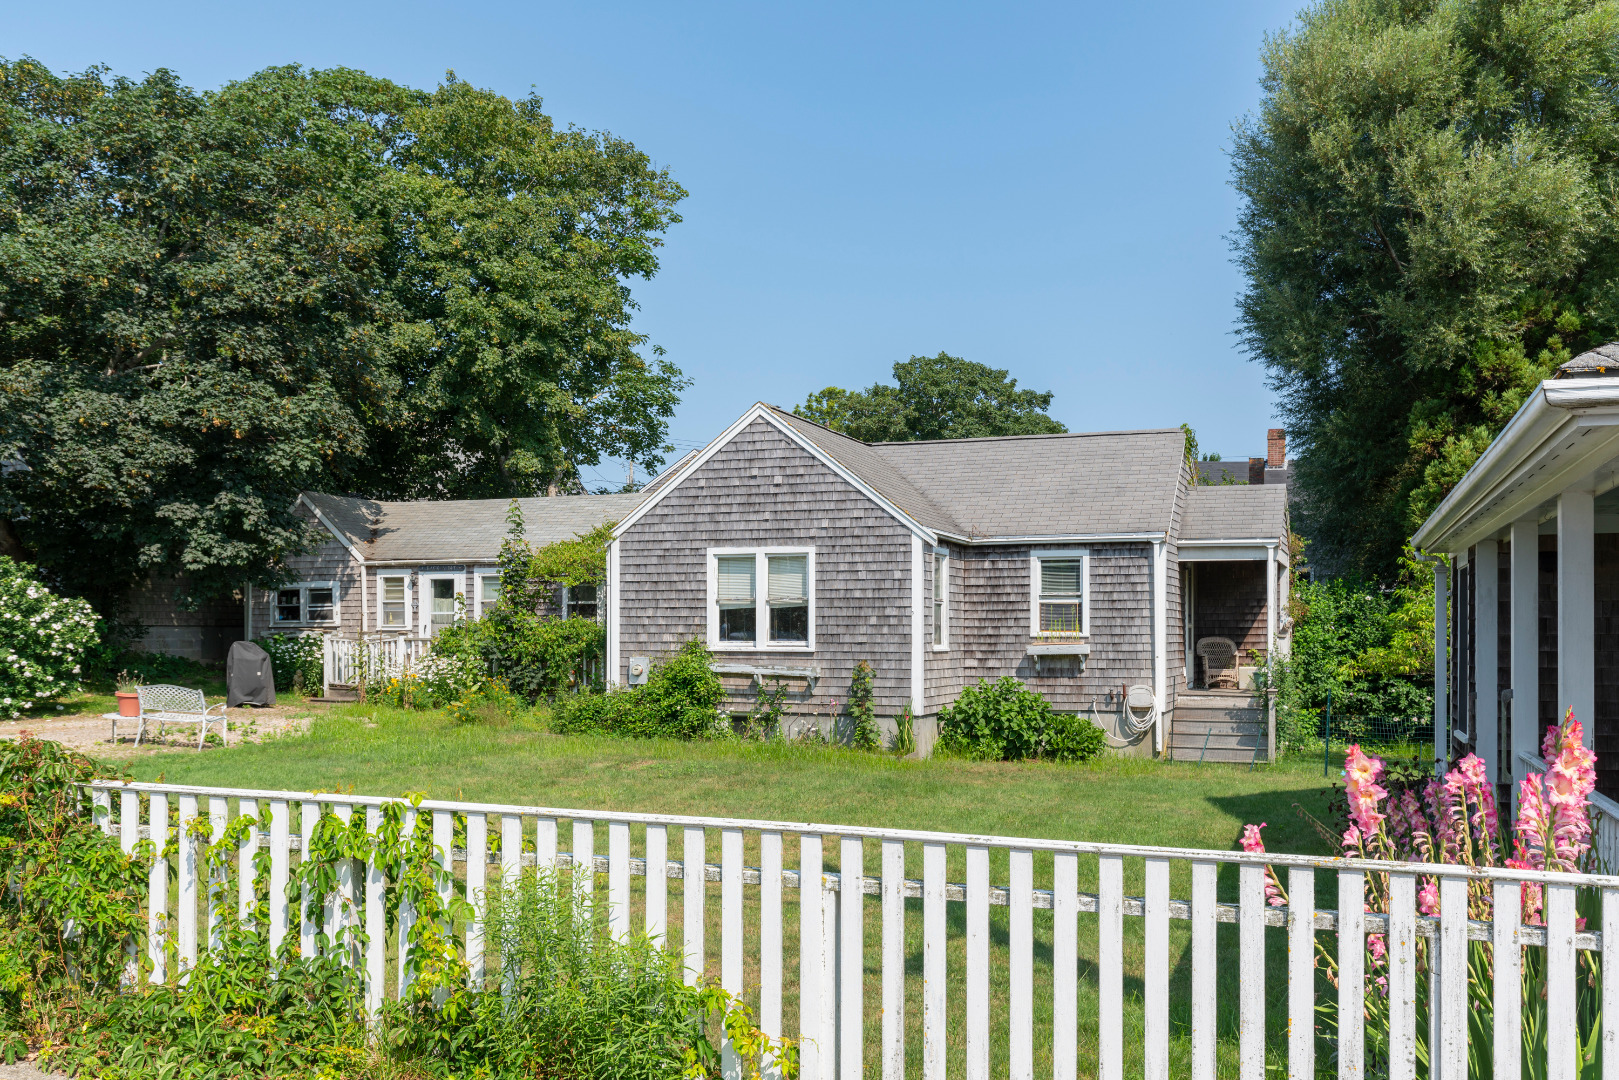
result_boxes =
[705,546,816,652]
[375,572,414,632]
[419,573,465,636]
[1029,548,1089,638]
[931,548,950,651]
[473,568,501,620]
[270,580,340,628]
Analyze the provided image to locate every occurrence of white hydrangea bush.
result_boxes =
[0,558,99,719]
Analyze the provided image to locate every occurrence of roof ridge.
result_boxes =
[762,404,1182,447]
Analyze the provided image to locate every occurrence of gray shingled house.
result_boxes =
[607,403,1292,758]
[174,401,1289,759]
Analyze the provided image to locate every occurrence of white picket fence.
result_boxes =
[320,634,432,696]
[88,778,1617,1080]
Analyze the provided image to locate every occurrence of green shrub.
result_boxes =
[847,660,879,749]
[937,677,1105,763]
[0,558,98,718]
[553,640,725,740]
[435,611,604,701]
[255,631,323,694]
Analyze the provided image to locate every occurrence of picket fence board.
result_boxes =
[1389,873,1417,1080]
[761,830,784,1077]
[1339,870,1364,1080]
[964,844,989,1080]
[1493,879,1521,1080]
[1286,866,1314,1080]
[1097,852,1123,1080]
[922,841,946,1080]
[1143,857,1168,1080]
[209,797,227,952]
[1192,860,1218,1080]
[880,839,905,1080]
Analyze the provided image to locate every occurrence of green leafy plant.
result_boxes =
[553,639,725,740]
[891,703,916,757]
[847,661,879,750]
[115,670,140,694]
[254,632,323,696]
[743,678,791,739]
[937,677,1105,763]
[0,558,98,718]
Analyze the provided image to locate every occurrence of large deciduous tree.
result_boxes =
[1232,0,1619,578]
[0,60,684,611]
[796,353,1066,442]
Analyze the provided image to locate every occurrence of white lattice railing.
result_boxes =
[320,634,432,695]
[88,779,1617,1080]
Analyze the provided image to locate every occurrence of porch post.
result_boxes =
[1510,518,1539,792]
[1433,560,1448,777]
[1265,544,1278,658]
[1474,540,1499,783]
[1558,490,1595,746]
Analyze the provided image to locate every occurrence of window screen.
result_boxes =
[716,556,757,642]
[1038,558,1083,634]
[306,588,334,623]
[381,577,407,627]
[767,554,808,643]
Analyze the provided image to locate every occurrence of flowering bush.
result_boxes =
[254,631,323,693]
[0,558,98,718]
[1244,709,1602,1074]
[376,650,492,710]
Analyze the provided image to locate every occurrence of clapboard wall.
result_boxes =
[615,417,916,716]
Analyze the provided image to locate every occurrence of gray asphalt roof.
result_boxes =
[1180,484,1289,541]
[301,491,646,563]
[774,407,1188,539]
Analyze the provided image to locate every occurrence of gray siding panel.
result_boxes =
[617,417,916,716]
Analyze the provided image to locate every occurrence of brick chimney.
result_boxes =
[1267,428,1286,469]
[1248,457,1266,485]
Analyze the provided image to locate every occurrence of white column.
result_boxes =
[1474,540,1499,783]
[1265,544,1278,657]
[1152,541,1167,755]
[1510,518,1540,789]
[1558,490,1595,745]
[910,535,925,718]
[1433,560,1449,777]
[606,539,621,688]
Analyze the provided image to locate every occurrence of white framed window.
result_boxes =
[474,569,501,619]
[377,574,411,629]
[420,574,463,637]
[271,581,339,626]
[1029,549,1088,637]
[706,547,814,651]
[563,584,599,620]
[932,549,949,649]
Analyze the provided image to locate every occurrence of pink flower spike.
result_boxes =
[1240,823,1267,853]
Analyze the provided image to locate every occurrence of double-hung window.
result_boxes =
[564,584,599,620]
[1030,550,1088,637]
[473,572,501,619]
[932,551,949,648]
[273,582,338,626]
[378,575,410,628]
[709,548,814,650]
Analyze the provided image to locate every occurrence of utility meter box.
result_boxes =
[627,657,650,686]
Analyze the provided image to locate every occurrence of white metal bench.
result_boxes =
[135,684,227,749]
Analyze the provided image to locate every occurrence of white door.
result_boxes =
[422,576,461,637]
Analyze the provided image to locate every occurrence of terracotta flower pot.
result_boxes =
[115,691,140,717]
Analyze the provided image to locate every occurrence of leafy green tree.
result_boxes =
[1231,0,1619,577]
[0,60,684,612]
[796,353,1066,442]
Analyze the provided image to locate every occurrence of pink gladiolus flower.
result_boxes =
[1240,823,1267,853]
[1417,879,1439,916]
[1367,933,1387,964]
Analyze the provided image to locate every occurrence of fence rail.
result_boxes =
[87,778,1619,1080]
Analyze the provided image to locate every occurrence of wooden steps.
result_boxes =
[1170,691,1271,763]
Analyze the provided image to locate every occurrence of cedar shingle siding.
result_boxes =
[616,417,915,714]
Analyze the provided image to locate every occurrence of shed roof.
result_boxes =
[1180,484,1289,542]
[301,491,646,563]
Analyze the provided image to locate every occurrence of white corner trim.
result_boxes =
[1152,540,1167,755]
[911,534,925,715]
[295,495,365,563]
[606,540,621,687]
[611,403,938,544]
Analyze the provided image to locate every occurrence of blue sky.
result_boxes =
[12,1,1304,489]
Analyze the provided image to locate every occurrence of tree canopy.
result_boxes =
[794,353,1066,442]
[0,60,685,610]
[1232,0,1619,578]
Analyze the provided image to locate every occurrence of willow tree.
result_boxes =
[1232,0,1619,577]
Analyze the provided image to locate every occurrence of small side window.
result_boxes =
[381,577,407,627]
[276,589,302,623]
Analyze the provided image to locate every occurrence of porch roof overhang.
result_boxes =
[1177,538,1287,565]
[1412,377,1619,553]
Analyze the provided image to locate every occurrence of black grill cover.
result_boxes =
[227,640,276,707]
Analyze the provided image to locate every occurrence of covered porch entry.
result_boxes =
[1413,353,1619,802]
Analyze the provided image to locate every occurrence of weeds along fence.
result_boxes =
[87,779,1617,1080]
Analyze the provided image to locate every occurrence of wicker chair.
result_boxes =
[1195,637,1240,690]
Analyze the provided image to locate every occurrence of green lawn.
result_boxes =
[123,703,1339,857]
[118,706,1345,1079]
